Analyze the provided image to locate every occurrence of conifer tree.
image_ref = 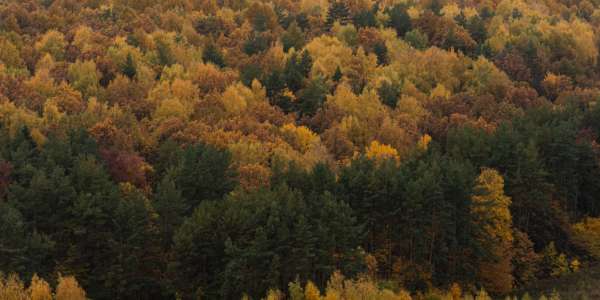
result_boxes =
[202,42,225,68]
[326,2,351,28]
[122,53,137,79]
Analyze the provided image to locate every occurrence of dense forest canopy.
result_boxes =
[1,0,600,299]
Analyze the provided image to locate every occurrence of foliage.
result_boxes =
[1,0,600,298]
[571,218,600,259]
[0,273,86,300]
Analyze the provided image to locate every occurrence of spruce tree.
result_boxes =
[122,53,137,79]
[387,4,412,37]
[202,42,225,68]
[326,1,351,28]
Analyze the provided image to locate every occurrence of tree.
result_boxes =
[155,38,175,67]
[122,53,137,79]
[299,51,313,78]
[365,140,399,162]
[173,143,237,212]
[246,2,278,32]
[202,41,225,68]
[55,275,86,300]
[0,274,29,300]
[353,8,378,29]
[0,201,53,279]
[571,218,600,259]
[304,281,321,300]
[35,30,66,61]
[373,42,388,65]
[297,77,328,117]
[540,242,569,277]
[466,15,487,44]
[153,176,188,249]
[541,73,572,101]
[67,60,101,99]
[332,66,343,82]
[29,274,52,300]
[326,2,351,28]
[282,21,305,52]
[173,185,362,299]
[429,0,443,15]
[387,4,412,37]
[472,168,514,294]
[512,230,540,286]
[100,149,151,188]
[281,123,319,153]
[377,81,401,108]
[244,33,271,55]
[494,48,532,83]
[0,38,25,70]
[344,47,377,93]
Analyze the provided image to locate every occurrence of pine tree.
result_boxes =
[174,143,237,212]
[332,66,343,82]
[429,0,442,15]
[299,50,313,78]
[353,7,377,28]
[284,53,305,92]
[122,53,137,79]
[373,42,389,65]
[156,38,175,67]
[282,21,305,52]
[377,81,401,108]
[387,4,412,37]
[297,77,327,117]
[202,42,225,68]
[326,1,351,28]
[154,176,188,249]
[467,16,487,44]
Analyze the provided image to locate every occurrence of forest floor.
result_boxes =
[513,264,600,299]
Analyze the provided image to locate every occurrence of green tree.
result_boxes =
[173,182,362,299]
[353,8,378,29]
[67,60,101,99]
[173,143,237,212]
[282,22,305,52]
[153,176,188,249]
[202,42,225,68]
[377,81,401,108]
[387,4,412,37]
[122,53,137,79]
[326,2,351,28]
[156,38,175,67]
[297,77,328,117]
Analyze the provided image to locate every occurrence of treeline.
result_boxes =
[0,271,568,300]
[1,0,600,298]
[0,274,86,300]
[2,104,599,299]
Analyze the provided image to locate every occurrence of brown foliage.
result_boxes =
[101,149,151,188]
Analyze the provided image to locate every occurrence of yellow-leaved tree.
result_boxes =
[305,281,321,300]
[29,274,52,300]
[55,275,86,300]
[571,217,600,259]
[0,274,28,300]
[365,140,399,162]
[35,30,66,61]
[471,168,514,294]
[67,60,101,99]
[281,123,320,154]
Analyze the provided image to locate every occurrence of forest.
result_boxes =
[1,0,600,299]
